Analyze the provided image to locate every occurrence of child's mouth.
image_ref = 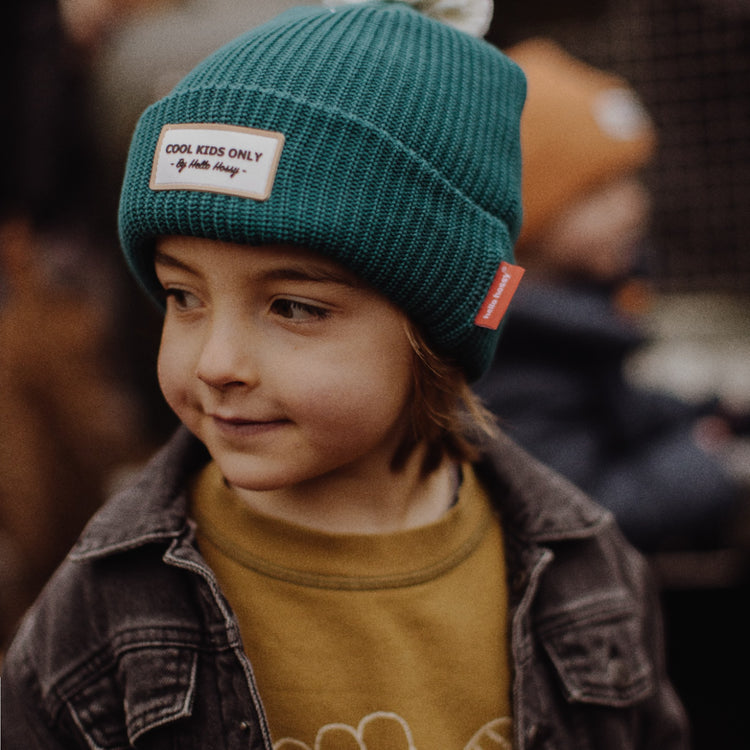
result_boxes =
[210,414,288,437]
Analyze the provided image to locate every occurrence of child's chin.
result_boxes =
[219,463,313,494]
[221,469,287,494]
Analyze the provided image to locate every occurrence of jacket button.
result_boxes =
[239,721,251,732]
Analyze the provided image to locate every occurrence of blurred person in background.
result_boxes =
[0,0,149,652]
[475,38,744,553]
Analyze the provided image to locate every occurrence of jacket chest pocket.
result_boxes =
[537,599,655,707]
[64,646,198,749]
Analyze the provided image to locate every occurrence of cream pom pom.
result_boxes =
[323,0,494,38]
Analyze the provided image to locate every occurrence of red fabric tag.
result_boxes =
[474,262,525,330]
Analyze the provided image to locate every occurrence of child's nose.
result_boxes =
[196,317,259,391]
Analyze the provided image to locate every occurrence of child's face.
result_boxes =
[155,236,415,493]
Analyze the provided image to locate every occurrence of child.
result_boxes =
[475,38,741,552]
[1,2,688,748]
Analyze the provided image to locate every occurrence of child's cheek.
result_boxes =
[156,333,189,414]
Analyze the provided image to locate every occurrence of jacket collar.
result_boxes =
[476,429,611,544]
[70,427,210,560]
[71,426,609,560]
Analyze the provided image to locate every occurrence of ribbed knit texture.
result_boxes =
[119,1,526,380]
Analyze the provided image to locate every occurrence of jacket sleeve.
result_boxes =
[1,639,80,750]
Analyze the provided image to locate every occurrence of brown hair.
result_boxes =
[392,320,500,476]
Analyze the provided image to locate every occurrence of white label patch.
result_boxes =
[150,123,285,201]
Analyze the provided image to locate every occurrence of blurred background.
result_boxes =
[1,0,748,747]
[486,5,750,748]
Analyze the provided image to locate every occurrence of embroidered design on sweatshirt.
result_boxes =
[272,711,512,750]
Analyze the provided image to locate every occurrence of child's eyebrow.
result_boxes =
[260,266,360,288]
[154,250,195,272]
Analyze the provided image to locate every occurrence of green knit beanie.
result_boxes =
[118,0,526,381]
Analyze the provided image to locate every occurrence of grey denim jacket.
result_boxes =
[1,427,689,749]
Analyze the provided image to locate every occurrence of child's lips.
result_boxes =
[210,413,288,436]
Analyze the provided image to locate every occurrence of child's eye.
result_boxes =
[270,298,330,321]
[164,288,201,311]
